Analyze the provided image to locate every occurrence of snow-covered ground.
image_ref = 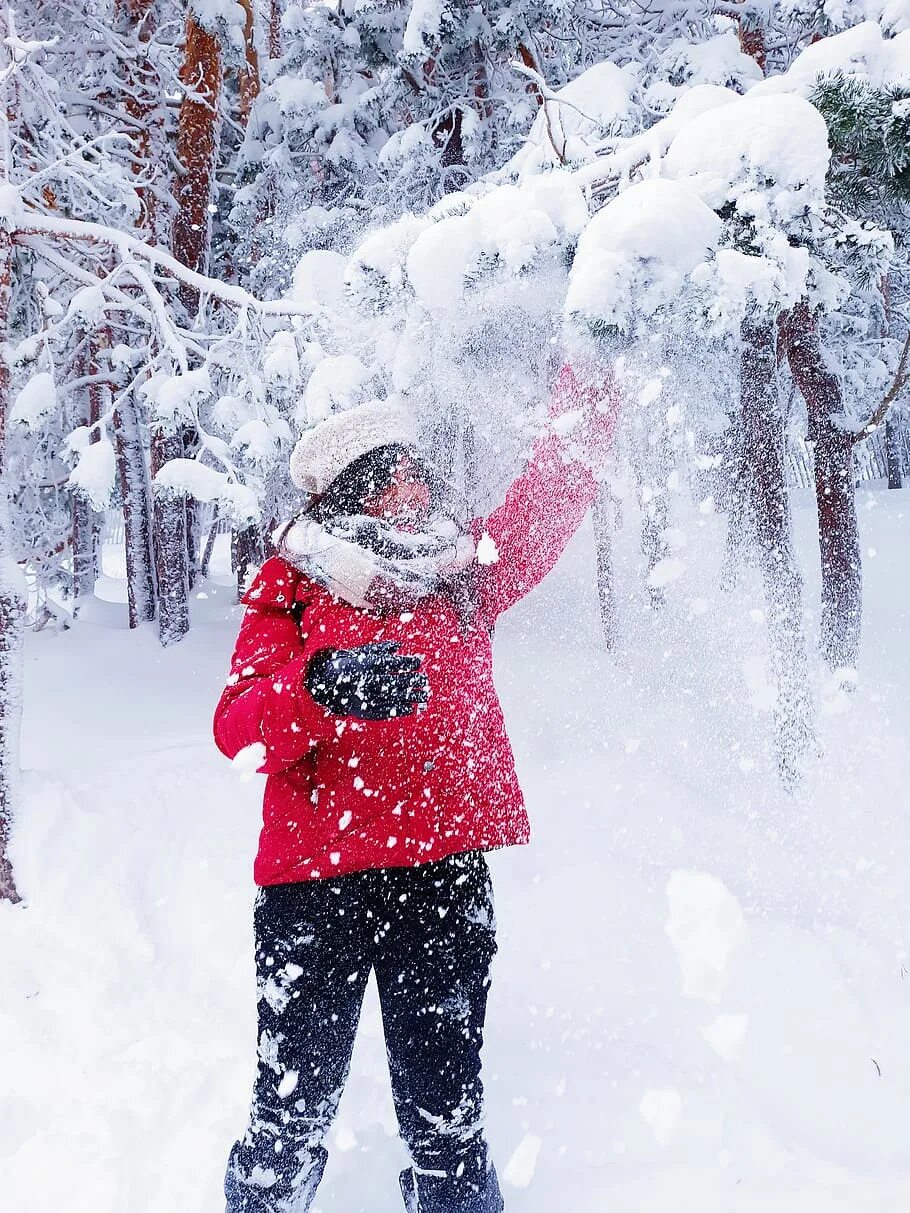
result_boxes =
[3,487,910,1213]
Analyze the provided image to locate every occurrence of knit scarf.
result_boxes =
[277,512,477,616]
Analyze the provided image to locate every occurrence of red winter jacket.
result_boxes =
[214,432,605,886]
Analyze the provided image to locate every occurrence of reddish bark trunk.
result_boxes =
[739,22,767,73]
[237,0,261,126]
[159,11,224,634]
[782,302,862,670]
[435,106,466,185]
[517,43,545,108]
[0,224,23,905]
[70,497,96,598]
[172,15,223,310]
[740,317,813,782]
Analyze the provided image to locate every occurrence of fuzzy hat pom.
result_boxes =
[289,397,419,494]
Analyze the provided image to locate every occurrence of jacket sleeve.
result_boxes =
[473,364,619,623]
[472,436,598,624]
[213,557,333,775]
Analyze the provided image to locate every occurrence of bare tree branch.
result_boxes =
[852,329,910,443]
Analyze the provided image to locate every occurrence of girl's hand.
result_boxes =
[548,361,620,469]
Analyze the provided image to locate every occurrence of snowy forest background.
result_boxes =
[3,2,910,1210]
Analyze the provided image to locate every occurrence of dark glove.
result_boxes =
[305,641,430,720]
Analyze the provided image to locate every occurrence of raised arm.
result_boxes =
[474,363,618,623]
[213,557,331,774]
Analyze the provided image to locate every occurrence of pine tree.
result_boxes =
[813,71,910,220]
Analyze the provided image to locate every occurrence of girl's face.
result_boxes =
[363,454,431,529]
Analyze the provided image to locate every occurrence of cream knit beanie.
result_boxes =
[289,398,419,494]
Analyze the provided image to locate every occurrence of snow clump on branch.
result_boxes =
[565,179,722,336]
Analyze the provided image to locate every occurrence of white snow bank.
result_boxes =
[6,492,910,1212]
[652,29,764,102]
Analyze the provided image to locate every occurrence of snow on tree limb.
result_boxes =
[16,213,315,318]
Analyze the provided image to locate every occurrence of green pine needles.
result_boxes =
[812,71,910,218]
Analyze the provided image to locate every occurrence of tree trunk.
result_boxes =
[431,43,489,194]
[0,224,23,905]
[718,415,753,591]
[73,329,116,606]
[116,0,169,245]
[462,421,478,509]
[237,0,261,126]
[741,317,813,782]
[592,483,616,648]
[71,495,97,599]
[232,523,263,600]
[877,273,903,490]
[151,429,190,645]
[738,21,767,73]
[641,495,669,608]
[0,507,23,906]
[885,415,903,489]
[71,336,100,603]
[113,394,157,628]
[199,505,220,579]
[269,0,283,59]
[186,497,203,590]
[172,14,223,312]
[783,302,862,670]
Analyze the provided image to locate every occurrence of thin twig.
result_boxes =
[852,329,910,443]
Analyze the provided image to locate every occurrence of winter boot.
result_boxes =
[225,1142,327,1212]
[398,1165,504,1213]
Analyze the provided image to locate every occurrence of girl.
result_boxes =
[215,374,615,1213]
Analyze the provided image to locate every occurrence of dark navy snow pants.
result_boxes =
[224,850,504,1213]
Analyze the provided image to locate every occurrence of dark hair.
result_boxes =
[308,444,440,525]
[295,443,478,625]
